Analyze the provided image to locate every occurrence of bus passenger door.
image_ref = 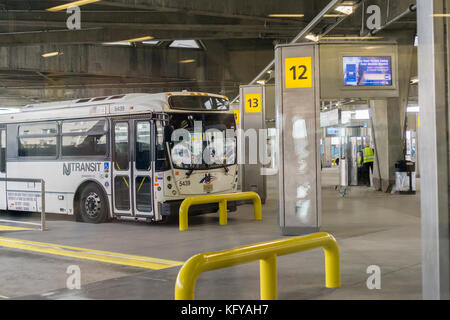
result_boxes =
[0,129,6,210]
[133,120,153,216]
[112,119,154,217]
[112,121,133,216]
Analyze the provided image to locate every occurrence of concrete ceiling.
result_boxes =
[0,0,417,105]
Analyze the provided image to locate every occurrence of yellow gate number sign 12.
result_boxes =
[285,57,312,89]
[244,93,262,113]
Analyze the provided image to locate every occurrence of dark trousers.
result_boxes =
[363,162,374,186]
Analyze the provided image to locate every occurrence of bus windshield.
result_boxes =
[167,113,236,170]
[169,96,229,111]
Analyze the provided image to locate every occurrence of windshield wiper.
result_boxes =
[186,168,195,178]
[216,164,229,174]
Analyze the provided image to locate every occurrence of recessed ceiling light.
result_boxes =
[47,0,102,12]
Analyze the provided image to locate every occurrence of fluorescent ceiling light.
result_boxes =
[335,5,354,15]
[170,40,200,49]
[268,14,304,18]
[433,14,450,17]
[103,42,131,46]
[179,59,196,64]
[42,51,63,58]
[143,40,159,45]
[256,80,266,85]
[102,36,153,46]
[305,34,319,42]
[320,36,383,40]
[122,36,154,42]
[47,0,101,12]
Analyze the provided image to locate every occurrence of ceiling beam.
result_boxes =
[0,28,291,45]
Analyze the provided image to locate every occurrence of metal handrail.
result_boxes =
[174,232,340,300]
[179,192,262,231]
[0,178,46,231]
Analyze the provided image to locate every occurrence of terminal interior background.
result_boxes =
[0,0,448,300]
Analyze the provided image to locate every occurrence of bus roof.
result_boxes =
[0,92,229,124]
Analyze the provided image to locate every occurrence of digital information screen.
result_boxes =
[326,127,340,136]
[343,56,392,86]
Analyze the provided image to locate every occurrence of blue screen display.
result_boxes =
[327,127,339,135]
[343,56,392,86]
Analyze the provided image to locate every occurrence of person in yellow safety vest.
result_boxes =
[357,151,363,167]
[362,142,375,187]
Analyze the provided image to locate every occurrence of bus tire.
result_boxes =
[78,183,109,224]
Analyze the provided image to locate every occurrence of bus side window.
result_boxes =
[0,130,5,173]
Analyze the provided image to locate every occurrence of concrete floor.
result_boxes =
[0,168,422,300]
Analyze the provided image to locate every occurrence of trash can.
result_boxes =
[395,160,416,194]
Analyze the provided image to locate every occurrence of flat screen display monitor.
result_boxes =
[326,127,340,136]
[343,56,392,86]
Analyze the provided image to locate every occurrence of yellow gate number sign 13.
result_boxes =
[285,57,312,89]
[244,93,262,113]
[234,110,240,124]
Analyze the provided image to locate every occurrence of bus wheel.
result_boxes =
[79,184,109,223]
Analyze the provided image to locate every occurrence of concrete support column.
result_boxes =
[417,0,450,300]
[370,99,404,192]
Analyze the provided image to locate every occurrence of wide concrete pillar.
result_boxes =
[370,32,415,193]
[370,99,404,192]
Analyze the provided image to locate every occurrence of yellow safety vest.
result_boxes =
[363,147,374,164]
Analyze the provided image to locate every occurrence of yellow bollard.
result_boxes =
[179,198,191,231]
[253,196,262,221]
[324,239,341,288]
[219,200,227,225]
[178,192,262,231]
[174,232,340,300]
[260,254,277,300]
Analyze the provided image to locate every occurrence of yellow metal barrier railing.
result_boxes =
[174,232,340,300]
[179,192,262,231]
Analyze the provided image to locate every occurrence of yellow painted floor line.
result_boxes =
[0,225,35,231]
[0,236,184,270]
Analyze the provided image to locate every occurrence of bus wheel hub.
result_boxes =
[85,193,101,217]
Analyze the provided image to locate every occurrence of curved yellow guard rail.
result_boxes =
[175,232,340,300]
[179,192,262,231]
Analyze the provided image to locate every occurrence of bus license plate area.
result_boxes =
[203,184,213,193]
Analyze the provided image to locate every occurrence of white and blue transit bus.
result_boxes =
[0,92,238,223]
